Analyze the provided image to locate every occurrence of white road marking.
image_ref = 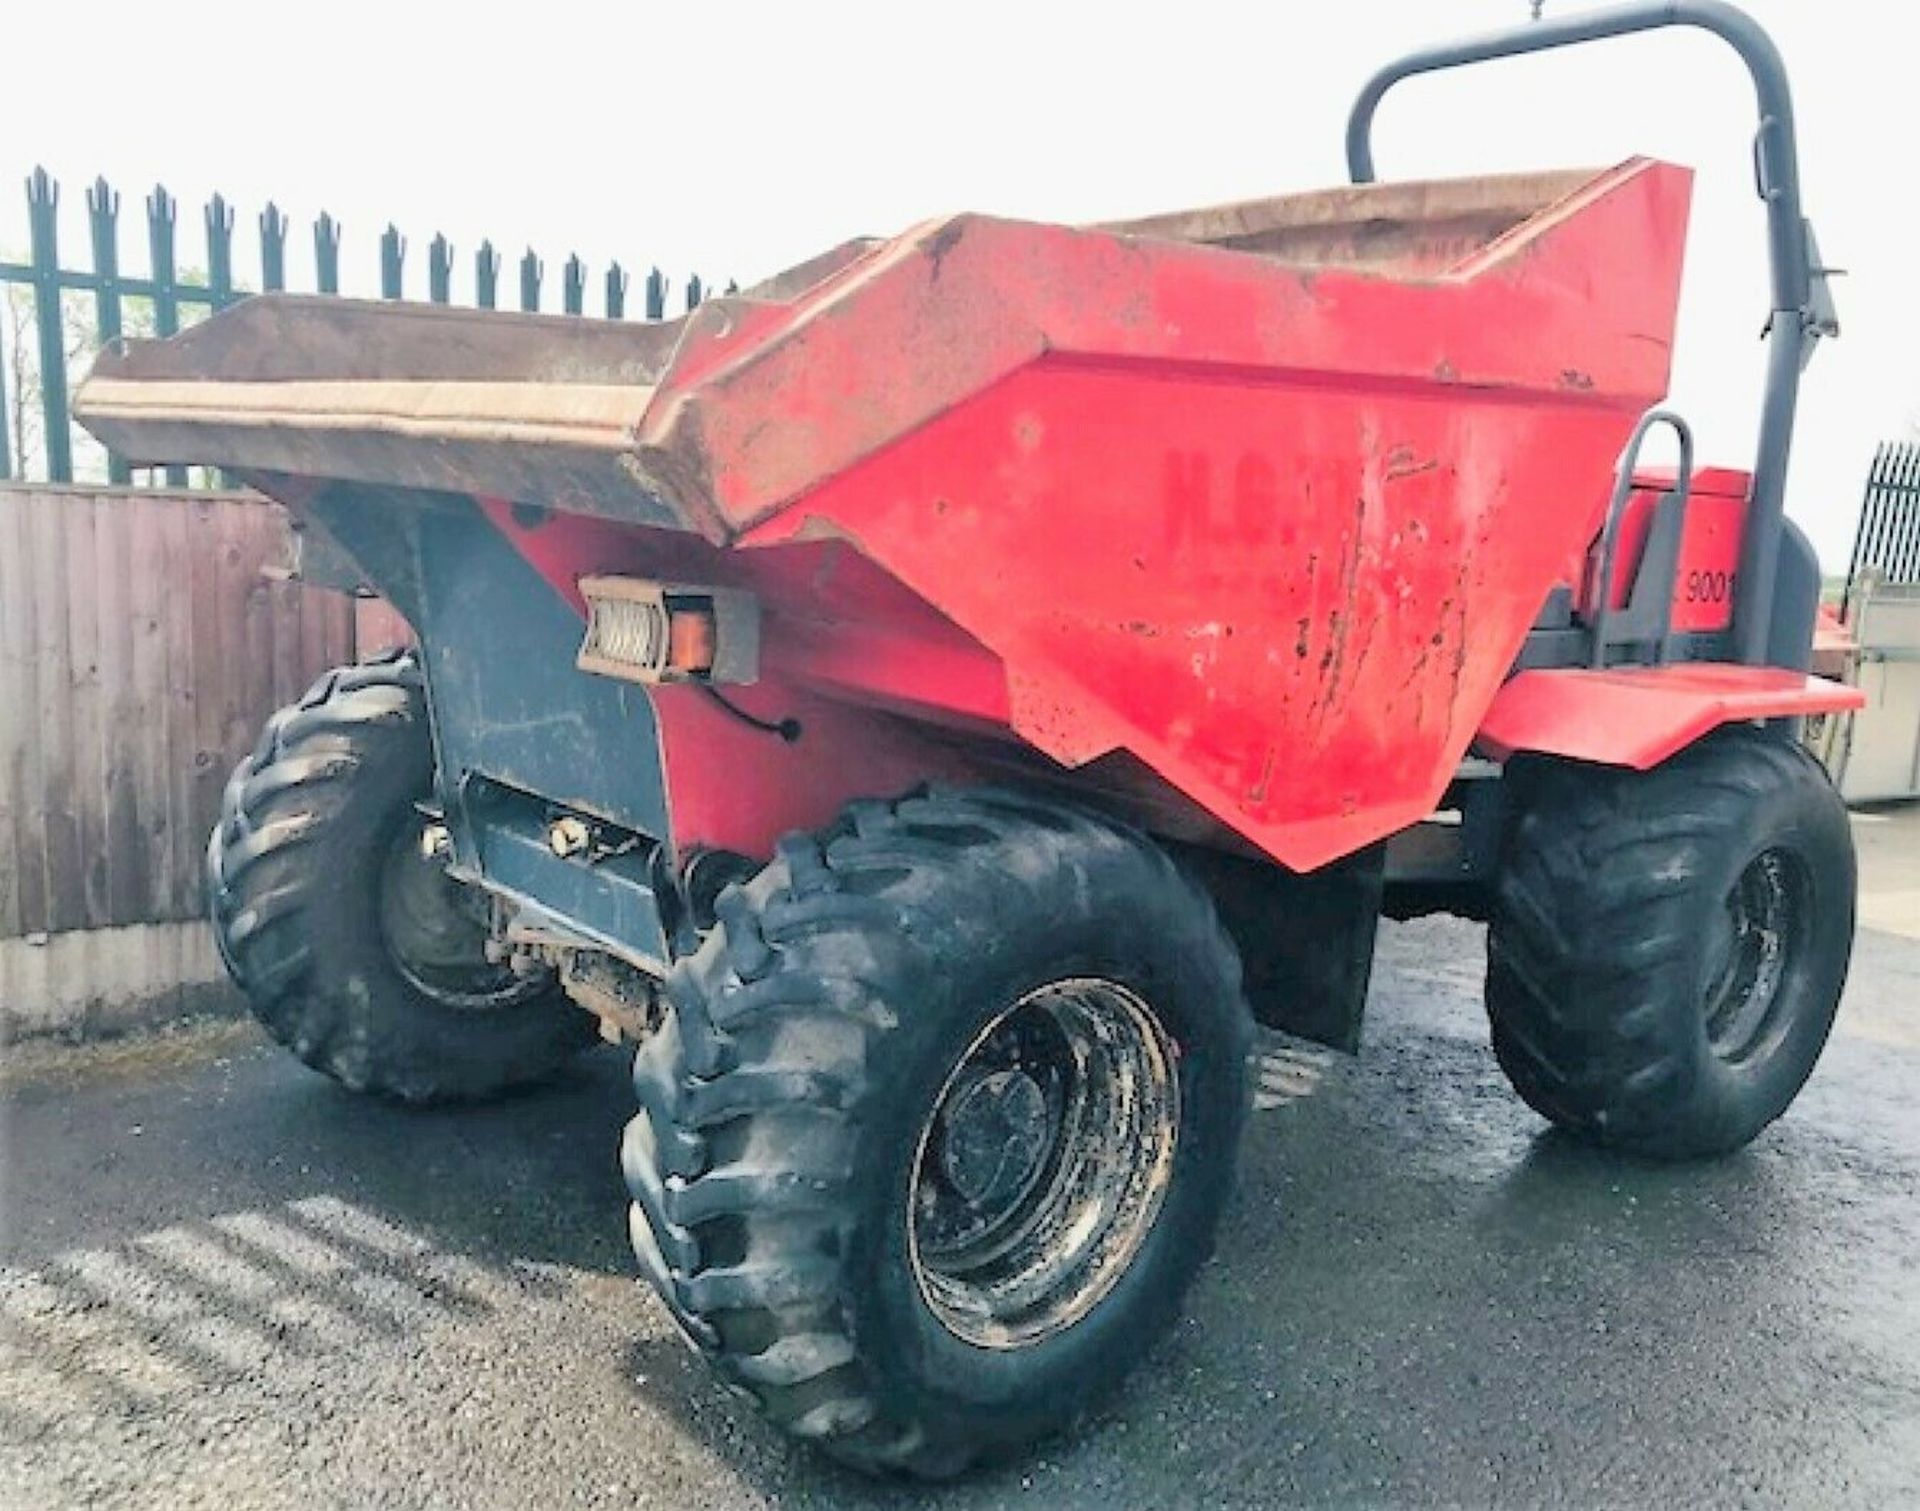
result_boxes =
[0,1267,187,1407]
[0,1198,510,1423]
[1251,1041,1332,1111]
[137,1226,367,1352]
[284,1195,507,1308]
[63,1242,263,1376]
[210,1209,452,1327]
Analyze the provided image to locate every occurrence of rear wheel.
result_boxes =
[1486,727,1855,1159]
[208,652,597,1102]
[623,789,1252,1476]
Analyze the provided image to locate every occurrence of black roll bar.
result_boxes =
[1346,1,1834,667]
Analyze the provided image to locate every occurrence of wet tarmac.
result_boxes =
[1,807,1917,1509]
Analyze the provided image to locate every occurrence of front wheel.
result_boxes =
[623,790,1253,1477]
[1486,727,1856,1160]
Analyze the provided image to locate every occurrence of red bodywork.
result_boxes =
[76,156,1860,872]
[1593,466,1753,633]
[481,157,1833,870]
[1478,665,1860,770]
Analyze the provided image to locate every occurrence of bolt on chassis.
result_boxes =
[75,0,1863,1478]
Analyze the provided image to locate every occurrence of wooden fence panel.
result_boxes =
[0,485,358,939]
[0,492,44,936]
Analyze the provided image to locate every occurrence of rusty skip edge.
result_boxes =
[70,162,1631,536]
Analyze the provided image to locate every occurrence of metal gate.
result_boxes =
[1822,443,1920,802]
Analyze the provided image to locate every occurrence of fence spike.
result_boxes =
[86,175,120,221]
[380,224,406,300]
[476,239,499,309]
[145,183,176,249]
[86,175,130,482]
[428,233,453,304]
[259,202,288,292]
[206,193,236,308]
[27,167,74,481]
[146,184,187,484]
[313,210,341,295]
[146,185,180,335]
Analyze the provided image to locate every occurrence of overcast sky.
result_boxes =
[4,0,1912,568]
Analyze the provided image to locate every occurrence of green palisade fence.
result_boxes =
[0,166,722,487]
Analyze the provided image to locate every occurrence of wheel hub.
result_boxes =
[936,1069,1054,1209]
[377,816,550,1012]
[1703,847,1807,1064]
[908,977,1181,1350]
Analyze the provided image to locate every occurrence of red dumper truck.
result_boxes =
[74,0,1863,1477]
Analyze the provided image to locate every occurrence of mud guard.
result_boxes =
[1172,842,1385,1054]
[1475,663,1863,770]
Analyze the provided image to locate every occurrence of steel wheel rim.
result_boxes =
[1703,847,1807,1065]
[376,818,549,1011]
[908,976,1181,1350]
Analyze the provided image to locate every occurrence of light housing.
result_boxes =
[576,576,759,685]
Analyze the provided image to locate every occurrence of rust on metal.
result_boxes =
[1098,166,1600,275]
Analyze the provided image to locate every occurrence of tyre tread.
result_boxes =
[1487,727,1852,1158]
[624,789,1247,1477]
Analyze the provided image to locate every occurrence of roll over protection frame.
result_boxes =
[1345,0,1840,668]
